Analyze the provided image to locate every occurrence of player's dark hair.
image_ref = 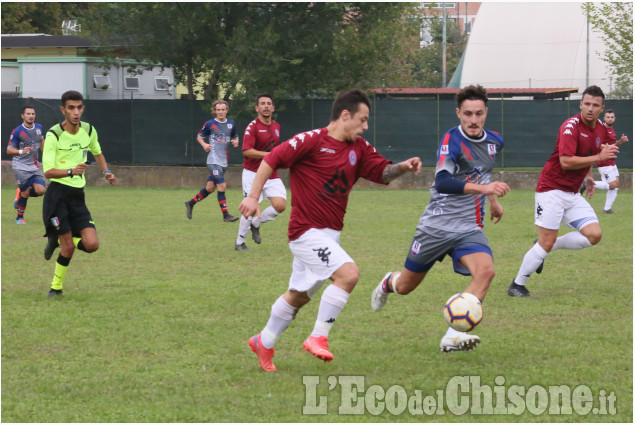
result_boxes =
[456,85,488,108]
[255,93,273,105]
[605,109,614,114]
[61,90,83,106]
[582,85,605,102]
[330,89,371,121]
[21,105,35,114]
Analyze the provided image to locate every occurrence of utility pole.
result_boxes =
[442,3,447,88]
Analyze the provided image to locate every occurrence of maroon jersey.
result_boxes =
[243,118,281,179]
[537,114,610,193]
[264,127,391,241]
[596,126,616,167]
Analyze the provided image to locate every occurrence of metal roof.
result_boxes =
[1,34,94,48]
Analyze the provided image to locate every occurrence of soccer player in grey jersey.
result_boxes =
[185,100,240,222]
[371,85,510,353]
[6,106,47,224]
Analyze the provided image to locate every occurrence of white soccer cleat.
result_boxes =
[371,272,392,312]
[440,333,480,353]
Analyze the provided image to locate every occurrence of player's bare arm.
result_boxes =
[488,195,504,223]
[238,160,274,218]
[94,153,116,185]
[465,181,510,197]
[197,136,211,152]
[242,148,269,159]
[616,134,629,147]
[559,144,618,170]
[381,157,422,183]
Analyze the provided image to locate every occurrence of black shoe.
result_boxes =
[508,281,530,297]
[602,209,614,214]
[579,181,586,195]
[185,201,193,219]
[235,243,250,251]
[48,288,63,298]
[533,238,545,274]
[44,235,59,261]
[251,224,262,244]
[224,214,239,222]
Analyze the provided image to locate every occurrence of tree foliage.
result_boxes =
[583,2,633,97]
[1,2,95,35]
[84,2,422,101]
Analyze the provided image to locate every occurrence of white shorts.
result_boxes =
[535,190,598,231]
[288,228,354,298]
[241,169,287,202]
[597,165,619,183]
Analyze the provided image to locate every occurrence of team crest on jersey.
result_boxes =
[488,143,497,158]
[36,129,42,136]
[349,150,357,166]
[596,137,601,148]
[411,241,421,255]
[227,124,233,129]
[440,144,449,155]
[275,129,280,137]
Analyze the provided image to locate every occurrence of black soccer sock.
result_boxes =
[16,196,28,217]
[217,191,228,216]
[191,188,210,205]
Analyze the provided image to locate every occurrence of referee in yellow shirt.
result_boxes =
[42,90,116,298]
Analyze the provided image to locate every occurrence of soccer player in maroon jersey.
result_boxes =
[239,89,422,371]
[583,109,629,213]
[508,85,619,297]
[235,94,287,251]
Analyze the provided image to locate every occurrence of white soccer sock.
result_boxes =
[252,206,279,228]
[605,188,618,210]
[311,285,350,338]
[260,296,298,349]
[235,215,252,245]
[594,181,609,190]
[551,232,592,251]
[515,243,548,285]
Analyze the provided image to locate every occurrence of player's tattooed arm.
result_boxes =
[382,157,422,183]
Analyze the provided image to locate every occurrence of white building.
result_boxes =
[451,2,614,95]
[2,34,175,100]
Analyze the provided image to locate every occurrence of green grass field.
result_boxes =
[1,186,632,422]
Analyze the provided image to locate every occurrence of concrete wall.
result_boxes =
[2,162,631,190]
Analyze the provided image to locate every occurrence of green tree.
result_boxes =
[1,3,95,35]
[408,13,467,88]
[583,2,633,98]
[86,2,420,101]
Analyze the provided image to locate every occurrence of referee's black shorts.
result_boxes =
[42,181,95,237]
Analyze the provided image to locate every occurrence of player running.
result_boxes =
[234,94,286,251]
[7,106,46,224]
[370,85,509,353]
[42,90,116,298]
[580,109,629,213]
[508,85,618,297]
[185,100,240,222]
[239,89,421,371]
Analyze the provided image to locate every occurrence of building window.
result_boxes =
[424,2,455,9]
[93,75,111,90]
[154,77,170,91]
[125,77,140,90]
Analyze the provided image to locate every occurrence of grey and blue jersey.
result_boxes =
[198,118,237,167]
[8,123,44,172]
[418,126,504,233]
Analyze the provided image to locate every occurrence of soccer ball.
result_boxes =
[443,292,483,332]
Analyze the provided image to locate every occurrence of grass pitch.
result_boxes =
[1,186,632,422]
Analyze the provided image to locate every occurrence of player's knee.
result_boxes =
[474,265,496,284]
[272,199,286,214]
[34,186,46,196]
[83,239,100,253]
[586,231,602,246]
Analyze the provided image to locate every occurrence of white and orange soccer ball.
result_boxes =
[443,292,483,332]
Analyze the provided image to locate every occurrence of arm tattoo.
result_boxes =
[382,163,404,183]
